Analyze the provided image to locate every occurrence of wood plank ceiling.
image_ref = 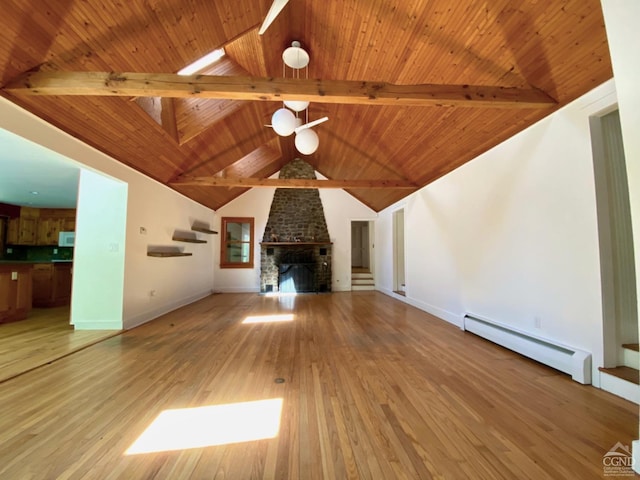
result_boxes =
[0,0,612,212]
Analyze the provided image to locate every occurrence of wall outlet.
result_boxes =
[6,248,12,254]
[11,271,18,280]
[53,248,58,254]
[534,316,542,329]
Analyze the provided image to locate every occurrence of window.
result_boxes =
[220,217,254,268]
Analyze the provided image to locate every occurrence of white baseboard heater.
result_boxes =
[463,314,592,384]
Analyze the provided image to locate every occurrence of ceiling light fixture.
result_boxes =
[268,41,328,155]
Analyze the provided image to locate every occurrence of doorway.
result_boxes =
[351,221,370,270]
[392,209,406,295]
[351,220,375,291]
[590,108,638,370]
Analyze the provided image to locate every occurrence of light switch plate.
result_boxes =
[11,271,18,280]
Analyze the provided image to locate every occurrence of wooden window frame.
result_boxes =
[220,217,254,269]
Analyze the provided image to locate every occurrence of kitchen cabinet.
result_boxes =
[8,215,37,245]
[37,218,63,245]
[32,263,72,307]
[7,218,18,244]
[6,207,76,246]
[0,264,33,323]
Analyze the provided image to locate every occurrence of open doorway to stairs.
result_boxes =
[591,107,639,401]
[392,209,406,296]
[351,220,375,291]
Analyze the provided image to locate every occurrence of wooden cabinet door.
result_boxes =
[51,219,63,244]
[37,218,63,245]
[37,219,51,245]
[15,268,32,316]
[7,218,19,245]
[18,217,37,245]
[0,266,32,323]
[0,270,13,322]
[53,265,72,304]
[32,264,53,306]
[62,217,76,232]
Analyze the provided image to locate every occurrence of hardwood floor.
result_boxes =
[0,292,636,479]
[0,306,119,383]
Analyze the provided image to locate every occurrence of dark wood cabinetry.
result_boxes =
[8,216,37,245]
[32,263,72,307]
[6,207,75,246]
[0,264,32,323]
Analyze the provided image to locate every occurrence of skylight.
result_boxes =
[178,48,226,75]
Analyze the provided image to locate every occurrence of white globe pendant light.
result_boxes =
[283,100,310,112]
[282,41,309,69]
[295,128,319,155]
[271,108,297,136]
[266,40,328,153]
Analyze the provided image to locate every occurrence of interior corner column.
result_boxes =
[600,0,640,472]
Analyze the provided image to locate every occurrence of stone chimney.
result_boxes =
[260,159,332,293]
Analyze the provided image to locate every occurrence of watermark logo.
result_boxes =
[603,442,635,477]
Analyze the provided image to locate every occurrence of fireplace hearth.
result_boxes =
[261,243,331,293]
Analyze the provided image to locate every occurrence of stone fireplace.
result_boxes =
[260,159,332,293]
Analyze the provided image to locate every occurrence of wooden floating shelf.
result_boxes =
[261,242,333,246]
[172,236,207,244]
[147,252,193,257]
[191,226,218,234]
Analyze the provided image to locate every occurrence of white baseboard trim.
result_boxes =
[213,287,261,293]
[599,370,640,404]
[124,289,213,329]
[333,285,353,292]
[74,321,122,331]
[378,288,462,328]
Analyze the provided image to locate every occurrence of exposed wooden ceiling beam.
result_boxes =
[4,71,556,108]
[171,177,418,189]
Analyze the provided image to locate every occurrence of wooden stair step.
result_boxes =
[622,343,639,352]
[599,366,640,385]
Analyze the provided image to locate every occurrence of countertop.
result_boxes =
[0,260,73,264]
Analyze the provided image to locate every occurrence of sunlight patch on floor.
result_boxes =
[263,292,298,298]
[125,398,283,454]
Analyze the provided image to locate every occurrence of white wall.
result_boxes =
[376,80,619,385]
[319,187,377,291]
[601,0,640,468]
[0,97,216,329]
[213,187,274,292]
[213,175,377,292]
[73,169,127,330]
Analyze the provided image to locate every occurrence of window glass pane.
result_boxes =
[224,242,251,263]
[240,223,251,241]
[240,243,251,262]
[226,222,246,241]
[225,243,242,262]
